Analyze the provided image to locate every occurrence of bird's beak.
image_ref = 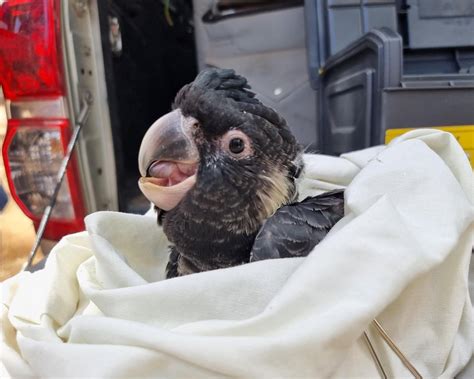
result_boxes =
[138,109,199,210]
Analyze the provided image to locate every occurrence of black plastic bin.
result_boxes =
[304,0,474,155]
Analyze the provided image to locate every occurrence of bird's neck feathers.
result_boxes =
[162,165,298,272]
[191,164,297,234]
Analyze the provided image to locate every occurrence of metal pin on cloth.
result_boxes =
[372,319,423,378]
[364,331,388,379]
[22,92,93,272]
[364,319,423,379]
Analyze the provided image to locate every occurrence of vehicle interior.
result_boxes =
[98,0,317,214]
[98,0,197,213]
[98,0,474,215]
[0,1,473,376]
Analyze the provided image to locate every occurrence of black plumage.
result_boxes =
[137,68,345,278]
[250,189,345,262]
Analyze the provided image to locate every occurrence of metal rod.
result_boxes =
[363,331,388,379]
[23,92,93,271]
[372,319,423,379]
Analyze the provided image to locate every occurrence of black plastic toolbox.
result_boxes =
[304,0,474,155]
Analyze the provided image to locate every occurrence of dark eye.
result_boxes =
[229,138,245,154]
[221,130,252,158]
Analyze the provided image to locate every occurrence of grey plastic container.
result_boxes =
[304,0,398,88]
[305,0,474,83]
[325,0,398,55]
[382,85,474,131]
[320,28,402,153]
[319,28,474,155]
[403,49,474,75]
[406,0,474,49]
[304,0,474,154]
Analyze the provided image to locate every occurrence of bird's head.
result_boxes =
[138,69,303,232]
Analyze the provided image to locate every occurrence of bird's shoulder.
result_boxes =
[250,189,345,262]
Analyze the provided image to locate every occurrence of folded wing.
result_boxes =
[250,189,345,261]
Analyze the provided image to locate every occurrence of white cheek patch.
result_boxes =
[257,169,291,220]
[219,168,292,235]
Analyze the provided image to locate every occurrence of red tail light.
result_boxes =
[0,0,85,240]
[0,0,63,99]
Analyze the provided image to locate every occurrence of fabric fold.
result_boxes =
[1,129,472,378]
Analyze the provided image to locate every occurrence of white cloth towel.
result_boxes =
[1,129,473,378]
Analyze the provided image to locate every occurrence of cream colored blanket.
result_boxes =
[1,130,473,378]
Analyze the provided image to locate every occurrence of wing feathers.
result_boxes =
[250,189,344,261]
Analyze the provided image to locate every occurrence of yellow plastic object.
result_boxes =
[385,126,474,167]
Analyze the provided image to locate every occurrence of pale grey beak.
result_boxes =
[138,109,199,177]
[137,109,199,210]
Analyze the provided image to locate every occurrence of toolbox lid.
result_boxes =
[406,0,474,49]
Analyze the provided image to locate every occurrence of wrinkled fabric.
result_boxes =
[1,130,473,378]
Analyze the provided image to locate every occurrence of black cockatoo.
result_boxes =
[138,69,344,278]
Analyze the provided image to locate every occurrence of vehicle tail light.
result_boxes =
[0,0,63,99]
[0,0,86,241]
[2,119,85,239]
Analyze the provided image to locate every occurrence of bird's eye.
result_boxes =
[229,138,245,154]
[221,130,252,158]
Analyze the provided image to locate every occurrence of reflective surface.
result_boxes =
[0,90,43,281]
